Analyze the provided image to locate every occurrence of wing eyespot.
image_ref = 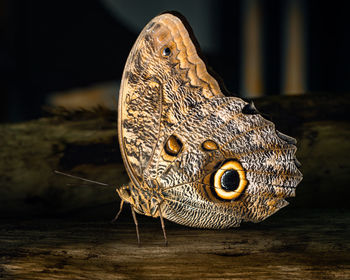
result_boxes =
[164,135,183,156]
[201,140,218,151]
[161,46,172,57]
[204,160,248,201]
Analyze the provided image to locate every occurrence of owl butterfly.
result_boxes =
[117,12,302,245]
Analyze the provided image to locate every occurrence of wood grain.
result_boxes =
[0,209,349,279]
[0,92,349,279]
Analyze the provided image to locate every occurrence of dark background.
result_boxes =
[0,0,349,123]
[0,3,349,278]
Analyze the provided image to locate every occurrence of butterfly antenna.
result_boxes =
[54,170,111,187]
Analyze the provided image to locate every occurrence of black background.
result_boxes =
[0,0,349,122]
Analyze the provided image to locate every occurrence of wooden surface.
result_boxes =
[0,93,349,279]
[0,208,349,279]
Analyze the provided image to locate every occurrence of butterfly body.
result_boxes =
[117,12,302,231]
[117,183,162,217]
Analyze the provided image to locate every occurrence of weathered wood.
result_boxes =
[0,93,349,279]
[0,93,349,218]
[0,209,349,279]
[0,109,128,217]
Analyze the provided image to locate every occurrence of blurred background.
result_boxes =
[0,0,349,123]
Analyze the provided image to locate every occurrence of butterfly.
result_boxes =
[116,11,302,245]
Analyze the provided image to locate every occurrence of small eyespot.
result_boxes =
[201,140,218,151]
[209,160,248,200]
[162,47,171,57]
[164,135,182,156]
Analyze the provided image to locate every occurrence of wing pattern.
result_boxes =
[118,13,302,228]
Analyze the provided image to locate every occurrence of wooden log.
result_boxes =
[0,93,349,218]
[0,93,349,279]
[0,209,349,279]
[0,109,128,218]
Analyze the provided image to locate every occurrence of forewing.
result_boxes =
[118,13,223,187]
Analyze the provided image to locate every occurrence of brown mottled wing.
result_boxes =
[118,13,223,186]
[118,12,303,229]
[154,97,303,228]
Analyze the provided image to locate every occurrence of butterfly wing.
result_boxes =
[118,13,223,187]
[153,97,302,228]
[118,12,302,228]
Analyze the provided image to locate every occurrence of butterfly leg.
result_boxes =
[130,205,141,246]
[111,200,124,223]
[158,203,168,246]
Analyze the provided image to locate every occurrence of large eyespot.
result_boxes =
[164,135,182,156]
[162,46,171,57]
[210,160,247,200]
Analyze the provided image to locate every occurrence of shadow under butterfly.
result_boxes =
[57,12,302,246]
